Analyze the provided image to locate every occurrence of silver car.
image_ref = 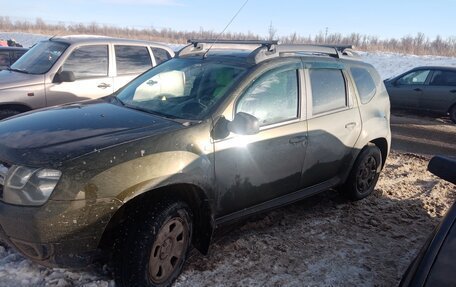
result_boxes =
[0,35,174,119]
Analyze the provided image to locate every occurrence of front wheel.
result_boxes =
[342,144,382,201]
[115,201,193,287]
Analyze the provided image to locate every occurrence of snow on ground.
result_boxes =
[0,46,455,286]
[360,51,456,79]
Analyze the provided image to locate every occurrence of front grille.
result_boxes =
[0,161,11,199]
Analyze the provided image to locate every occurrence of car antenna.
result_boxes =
[203,0,249,59]
[49,35,58,41]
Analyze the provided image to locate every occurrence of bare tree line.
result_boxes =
[1,16,456,56]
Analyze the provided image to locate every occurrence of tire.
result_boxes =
[115,201,193,287]
[342,144,382,201]
[0,109,20,120]
[450,105,456,124]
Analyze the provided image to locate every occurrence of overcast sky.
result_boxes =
[4,0,455,39]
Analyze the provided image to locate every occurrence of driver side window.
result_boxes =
[62,45,108,80]
[397,70,430,85]
[236,69,299,126]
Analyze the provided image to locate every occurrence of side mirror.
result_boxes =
[228,112,260,135]
[53,70,75,83]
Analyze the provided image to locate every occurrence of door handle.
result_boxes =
[97,83,111,89]
[345,122,357,129]
[289,136,307,145]
[413,88,422,92]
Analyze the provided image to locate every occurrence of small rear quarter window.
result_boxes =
[151,47,171,65]
[351,67,376,104]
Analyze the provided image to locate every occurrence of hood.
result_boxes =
[0,99,183,166]
[0,70,44,90]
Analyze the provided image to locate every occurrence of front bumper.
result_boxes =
[0,197,122,268]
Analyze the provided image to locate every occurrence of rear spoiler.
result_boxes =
[428,156,456,184]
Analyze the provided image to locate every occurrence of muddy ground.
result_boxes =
[0,112,455,287]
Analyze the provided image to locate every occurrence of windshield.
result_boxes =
[116,58,248,120]
[11,40,69,74]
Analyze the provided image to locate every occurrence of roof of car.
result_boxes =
[48,35,174,52]
[412,66,456,71]
[0,46,28,52]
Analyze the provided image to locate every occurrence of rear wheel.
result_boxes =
[115,201,193,287]
[342,144,382,200]
[450,105,456,124]
[0,109,20,120]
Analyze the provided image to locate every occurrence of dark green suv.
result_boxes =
[0,40,391,286]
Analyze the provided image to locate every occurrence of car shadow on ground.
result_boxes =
[177,186,444,286]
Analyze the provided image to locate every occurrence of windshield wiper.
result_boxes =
[123,103,178,119]
[7,67,29,74]
[111,96,125,106]
[121,101,201,124]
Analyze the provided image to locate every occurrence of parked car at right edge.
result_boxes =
[0,35,174,119]
[400,155,456,287]
[0,46,28,71]
[384,66,456,123]
[0,40,390,287]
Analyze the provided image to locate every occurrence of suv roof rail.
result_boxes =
[187,39,278,47]
[279,44,355,56]
[178,39,278,57]
[249,44,357,63]
[178,39,357,63]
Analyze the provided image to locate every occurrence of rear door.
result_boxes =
[300,64,362,187]
[112,45,153,91]
[421,69,456,113]
[45,44,113,106]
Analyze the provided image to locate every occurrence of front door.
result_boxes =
[389,69,431,109]
[214,67,307,216]
[45,45,113,107]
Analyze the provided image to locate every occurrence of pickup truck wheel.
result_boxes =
[115,201,193,287]
[0,109,20,120]
[342,144,382,201]
[450,105,456,124]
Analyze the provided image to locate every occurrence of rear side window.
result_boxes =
[309,69,347,115]
[115,45,152,75]
[351,67,376,104]
[62,45,108,79]
[151,47,171,65]
[429,70,456,86]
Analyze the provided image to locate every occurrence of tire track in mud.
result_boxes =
[390,114,456,156]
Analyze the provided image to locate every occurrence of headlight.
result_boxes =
[2,165,62,206]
